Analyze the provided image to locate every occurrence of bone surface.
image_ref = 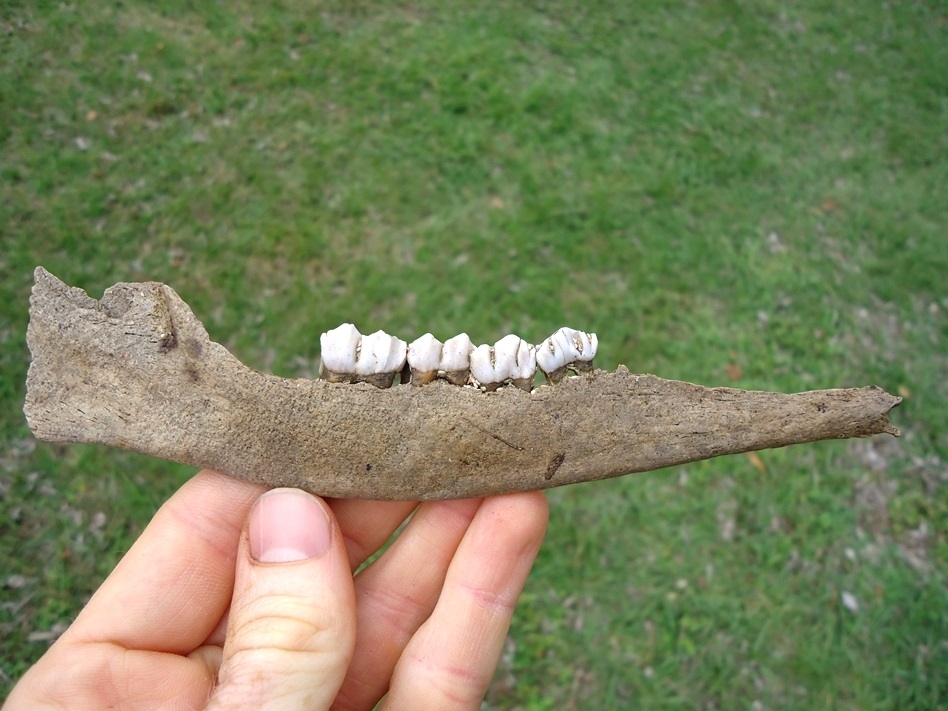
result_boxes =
[24,268,902,501]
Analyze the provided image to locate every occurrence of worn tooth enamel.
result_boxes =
[536,327,598,383]
[319,323,361,383]
[470,335,537,391]
[470,343,500,390]
[569,330,598,373]
[354,330,407,389]
[509,337,538,392]
[323,325,592,391]
[407,333,443,386]
[439,333,473,385]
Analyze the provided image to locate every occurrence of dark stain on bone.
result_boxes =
[465,419,525,451]
[158,330,178,353]
[545,452,566,480]
[185,337,203,359]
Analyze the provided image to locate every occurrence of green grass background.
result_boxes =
[1,1,946,707]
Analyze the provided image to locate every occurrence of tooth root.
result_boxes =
[442,369,470,386]
[570,360,595,374]
[362,372,400,389]
[542,365,570,385]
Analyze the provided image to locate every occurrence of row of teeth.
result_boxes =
[318,325,598,391]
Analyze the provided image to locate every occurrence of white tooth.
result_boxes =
[408,333,442,373]
[513,338,537,382]
[490,334,526,381]
[319,323,361,379]
[355,330,407,376]
[438,333,473,386]
[407,333,442,385]
[536,327,598,382]
[439,333,473,372]
[570,330,598,363]
[536,328,570,374]
[497,334,536,391]
[470,335,536,391]
[469,343,499,387]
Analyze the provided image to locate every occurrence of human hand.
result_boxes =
[4,469,548,710]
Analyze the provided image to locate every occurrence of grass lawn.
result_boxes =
[1,0,946,707]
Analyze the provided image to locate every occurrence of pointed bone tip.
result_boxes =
[31,266,65,296]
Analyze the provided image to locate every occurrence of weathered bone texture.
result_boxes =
[24,267,902,501]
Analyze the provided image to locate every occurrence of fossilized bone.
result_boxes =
[23,267,902,501]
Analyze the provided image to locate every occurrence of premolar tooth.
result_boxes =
[354,330,407,389]
[536,327,598,383]
[319,323,361,383]
[439,333,473,385]
[407,333,442,386]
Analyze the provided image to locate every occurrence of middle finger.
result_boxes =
[331,498,484,711]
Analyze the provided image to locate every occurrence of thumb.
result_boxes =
[208,489,356,711]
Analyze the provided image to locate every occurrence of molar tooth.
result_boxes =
[511,337,538,392]
[569,330,598,373]
[407,333,443,386]
[319,323,361,383]
[439,333,473,386]
[470,343,501,391]
[354,330,407,389]
[536,327,598,383]
[494,334,537,391]
[470,335,537,392]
